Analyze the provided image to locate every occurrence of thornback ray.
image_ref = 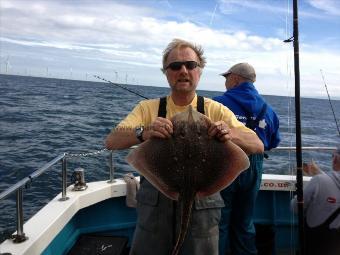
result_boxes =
[126,106,250,255]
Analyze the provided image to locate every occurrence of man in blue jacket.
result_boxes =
[213,63,281,255]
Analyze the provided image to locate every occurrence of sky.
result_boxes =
[1,0,340,98]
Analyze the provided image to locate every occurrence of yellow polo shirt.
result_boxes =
[116,94,253,134]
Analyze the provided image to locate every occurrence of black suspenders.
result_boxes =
[322,206,340,227]
[158,97,167,118]
[197,95,205,115]
[158,95,205,118]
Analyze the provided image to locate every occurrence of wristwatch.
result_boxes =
[135,126,144,142]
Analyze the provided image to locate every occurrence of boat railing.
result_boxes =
[272,146,336,151]
[0,146,337,243]
[0,149,115,243]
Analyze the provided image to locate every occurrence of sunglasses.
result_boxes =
[165,61,200,71]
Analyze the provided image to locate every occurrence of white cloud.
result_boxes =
[218,0,338,19]
[1,0,340,97]
[308,0,340,16]
[218,0,288,15]
[1,37,94,51]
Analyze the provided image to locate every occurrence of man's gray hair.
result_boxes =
[161,38,206,73]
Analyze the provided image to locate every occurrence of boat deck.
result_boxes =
[0,174,311,255]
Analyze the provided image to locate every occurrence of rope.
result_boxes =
[66,148,108,158]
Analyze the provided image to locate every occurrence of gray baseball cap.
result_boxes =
[220,62,256,82]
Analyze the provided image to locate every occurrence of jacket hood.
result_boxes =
[224,82,264,113]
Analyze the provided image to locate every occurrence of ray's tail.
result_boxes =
[171,191,196,255]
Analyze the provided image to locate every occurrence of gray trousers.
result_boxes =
[130,180,224,255]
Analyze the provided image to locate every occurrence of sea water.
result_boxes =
[0,74,339,241]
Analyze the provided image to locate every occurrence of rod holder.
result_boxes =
[11,187,28,243]
[59,156,69,201]
[107,150,116,183]
[72,167,88,191]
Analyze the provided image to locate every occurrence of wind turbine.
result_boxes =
[5,56,11,74]
[114,71,118,82]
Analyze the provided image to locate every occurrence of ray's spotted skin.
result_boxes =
[127,107,250,255]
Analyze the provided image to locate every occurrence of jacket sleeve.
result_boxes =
[270,113,281,149]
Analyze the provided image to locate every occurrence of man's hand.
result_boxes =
[208,121,232,143]
[144,117,173,140]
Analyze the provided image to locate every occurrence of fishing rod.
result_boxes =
[292,0,305,253]
[284,0,305,254]
[320,70,340,136]
[94,75,149,99]
[292,1,306,254]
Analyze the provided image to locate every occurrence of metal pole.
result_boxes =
[12,187,27,243]
[108,150,116,183]
[293,0,305,254]
[273,146,336,151]
[59,155,69,201]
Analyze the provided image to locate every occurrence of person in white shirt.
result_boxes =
[291,146,340,255]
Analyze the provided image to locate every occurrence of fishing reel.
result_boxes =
[72,167,88,191]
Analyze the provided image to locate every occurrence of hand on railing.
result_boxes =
[302,159,324,176]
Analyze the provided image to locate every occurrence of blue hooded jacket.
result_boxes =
[213,82,280,151]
